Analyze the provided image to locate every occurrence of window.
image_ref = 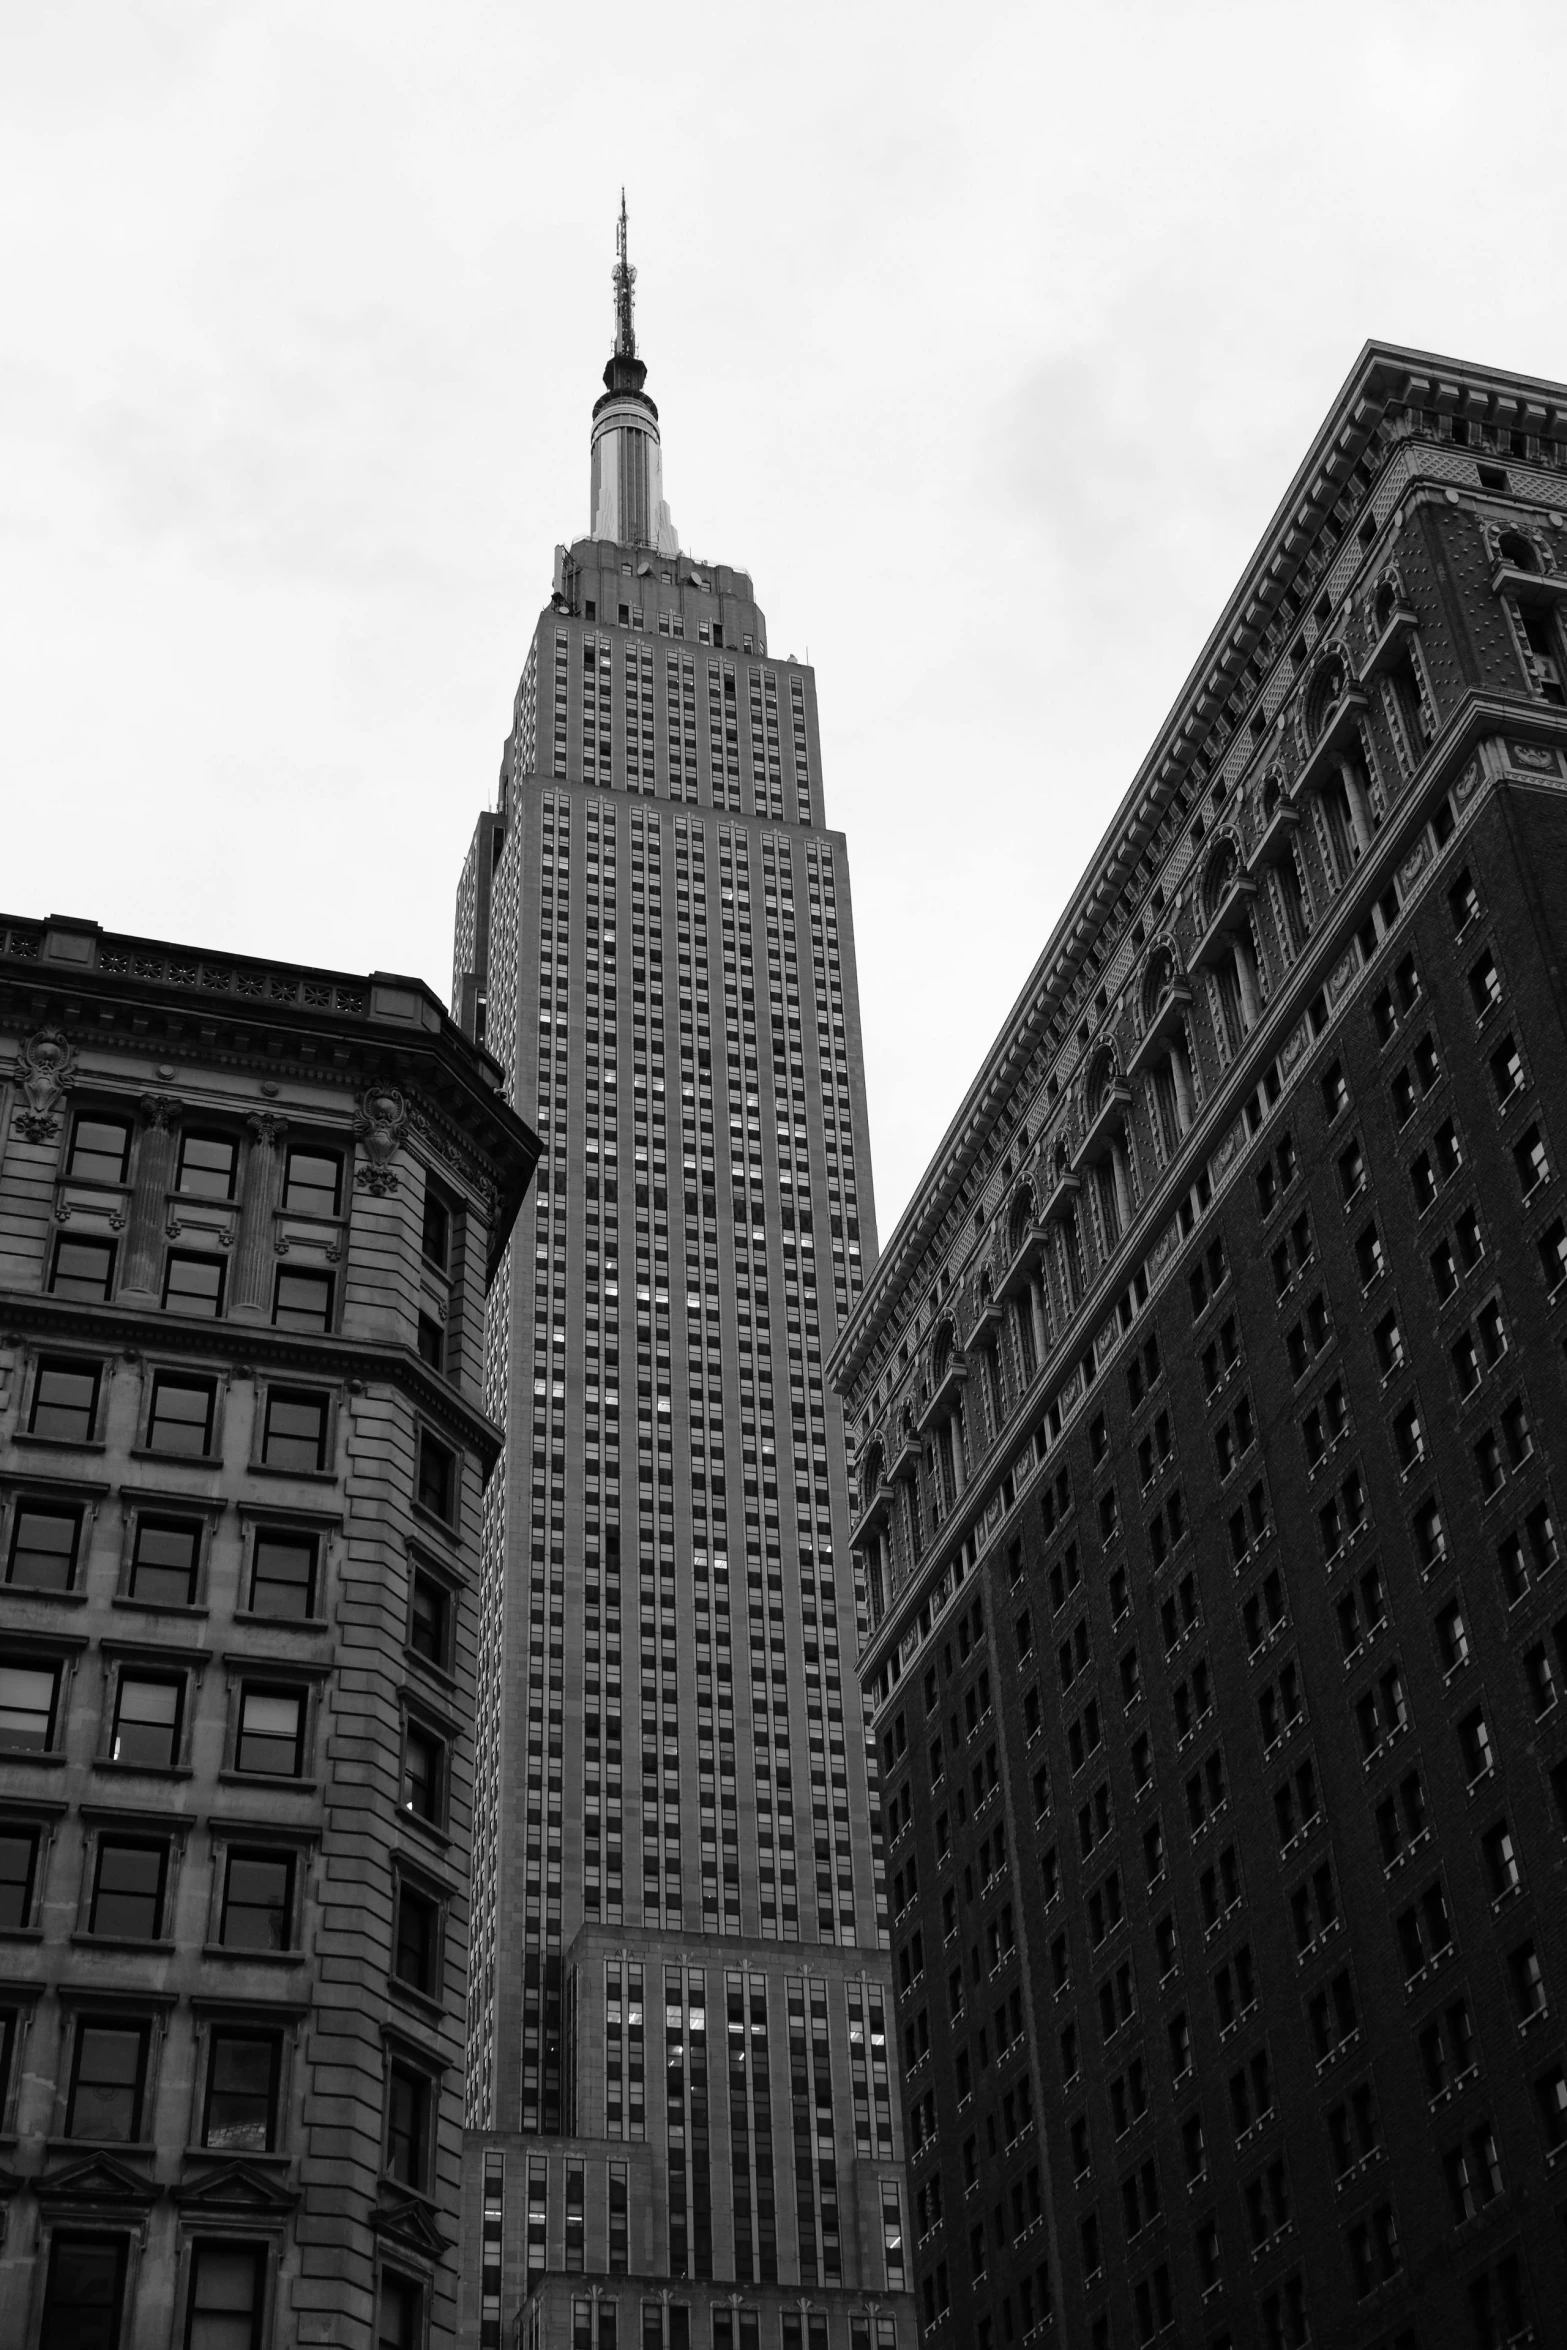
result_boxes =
[186,2243,267,2350]
[248,1529,319,1619]
[421,1188,453,1271]
[7,1500,83,1591]
[50,1235,116,1301]
[273,1269,334,1333]
[402,1721,445,1825]
[1346,2203,1401,2298]
[386,2059,432,2188]
[148,1373,217,1457]
[417,1313,444,1370]
[163,1252,226,1318]
[177,1131,238,1199]
[407,1569,451,1669]
[219,1849,294,1950]
[29,1357,101,1443]
[261,1388,329,1472]
[68,2019,150,2139]
[128,1515,202,1606]
[111,1674,183,1767]
[284,1148,343,1217]
[68,1113,133,1184]
[417,1431,456,1522]
[90,1838,169,1939]
[394,1879,442,1997]
[234,1685,307,1778]
[41,2234,129,2348]
[0,1824,40,1929]
[378,2272,425,2350]
[202,2031,281,2154]
[0,1659,61,1752]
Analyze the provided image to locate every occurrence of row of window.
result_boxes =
[0,1653,450,1817]
[14,1354,459,1515]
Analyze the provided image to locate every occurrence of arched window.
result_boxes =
[1261,773,1283,823]
[1374,579,1401,634]
[1084,1050,1116,1123]
[1008,1187,1035,1258]
[1498,528,1538,574]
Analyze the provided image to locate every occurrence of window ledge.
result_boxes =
[200,1944,305,1966]
[9,1434,107,1455]
[231,1611,330,1634]
[246,1462,340,1485]
[70,1934,176,1954]
[92,1760,194,1781]
[0,1585,89,1607]
[216,1772,319,1794]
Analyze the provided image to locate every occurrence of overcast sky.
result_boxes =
[6,2,1567,1241]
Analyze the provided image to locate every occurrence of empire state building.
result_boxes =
[450,204,914,2350]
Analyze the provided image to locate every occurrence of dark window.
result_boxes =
[68,2021,149,2139]
[402,1722,444,1823]
[261,1389,329,1473]
[7,1501,83,1590]
[272,1269,334,1333]
[386,2061,431,2187]
[148,1374,216,1457]
[41,2234,129,2350]
[284,1148,343,1217]
[248,1530,318,1619]
[0,1825,40,1929]
[68,1115,133,1185]
[29,1358,101,1443]
[0,1661,60,1752]
[219,1849,294,1951]
[163,1252,226,1318]
[421,1189,452,1271]
[416,1313,445,1370]
[50,1234,116,1301]
[378,2271,424,2350]
[186,2242,267,2350]
[408,1571,450,1669]
[90,1839,168,1939]
[129,1515,202,1606]
[110,1674,182,1768]
[176,1131,238,1200]
[417,1432,456,1522]
[235,1686,307,1778]
[394,1880,441,1995]
[203,2032,280,2153]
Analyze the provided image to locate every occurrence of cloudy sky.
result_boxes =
[6,0,1567,1240]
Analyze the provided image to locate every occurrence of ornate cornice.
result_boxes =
[831,341,1567,1394]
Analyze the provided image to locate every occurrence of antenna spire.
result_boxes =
[613,188,637,361]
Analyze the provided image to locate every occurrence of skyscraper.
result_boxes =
[833,346,1567,2348]
[451,208,913,2350]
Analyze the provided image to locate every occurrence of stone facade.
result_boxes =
[834,349,1567,2347]
[0,917,535,2348]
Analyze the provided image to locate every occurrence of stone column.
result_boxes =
[1029,1273,1050,1367]
[119,1094,183,1298]
[231,1113,289,1321]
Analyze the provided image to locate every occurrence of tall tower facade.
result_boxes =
[833,347,1567,2349]
[451,215,913,2350]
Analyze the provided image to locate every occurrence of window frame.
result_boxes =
[399,1708,452,1836]
[119,1497,218,1611]
[0,1813,52,1936]
[405,1557,456,1679]
[390,1865,447,2007]
[103,1658,190,1773]
[414,1428,459,1529]
[237,1511,334,1625]
[142,1369,221,1461]
[0,1642,76,1757]
[25,1355,105,1447]
[182,2239,271,2350]
[39,2229,134,2349]
[382,2044,440,2197]
[85,1830,175,1944]
[2,1486,101,1595]
[271,1264,336,1335]
[63,2008,157,2143]
[200,2025,284,2156]
[282,1143,345,1220]
[48,1231,118,1304]
[255,1385,335,1478]
[228,1677,316,1783]
[161,1249,229,1321]
[66,1109,135,1187]
[174,1127,240,1202]
[212,1840,301,1957]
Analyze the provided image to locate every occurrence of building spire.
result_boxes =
[589,192,678,555]
[613,188,636,362]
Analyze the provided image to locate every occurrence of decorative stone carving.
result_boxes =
[354,1085,408,1195]
[138,1091,185,1132]
[13,1029,75,1142]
